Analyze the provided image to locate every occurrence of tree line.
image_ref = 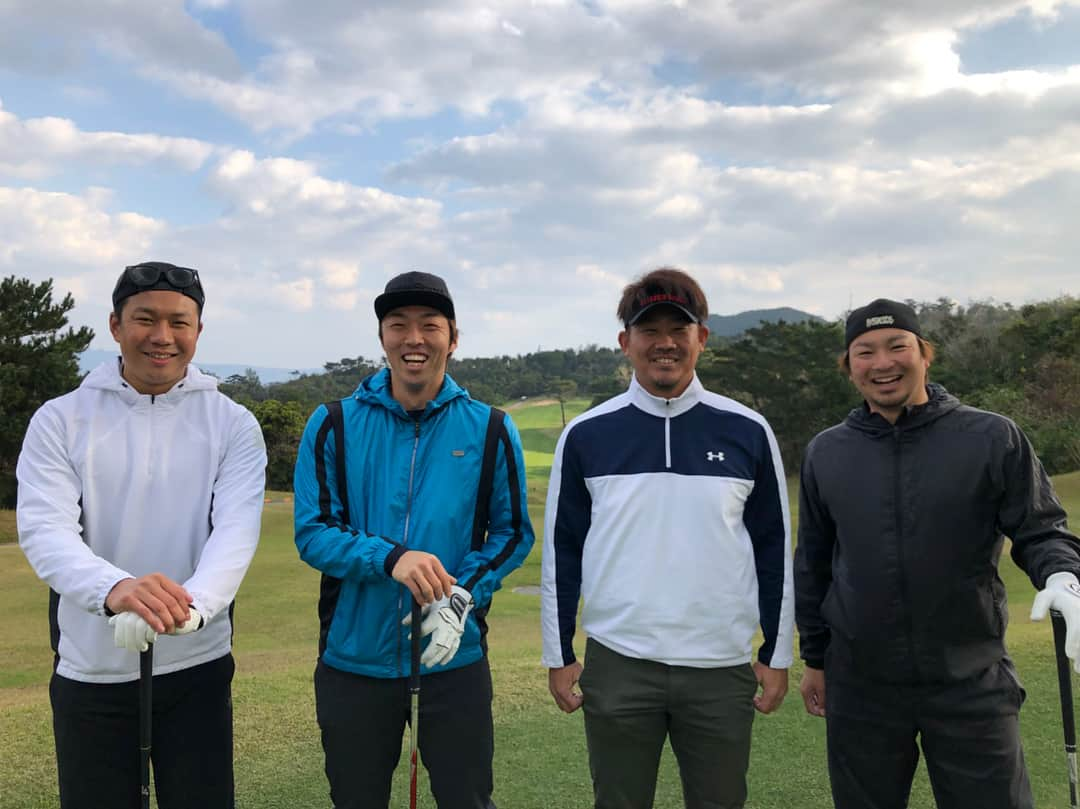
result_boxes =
[698,297,1080,475]
[2,271,1076,503]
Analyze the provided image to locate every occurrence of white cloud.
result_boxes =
[653,194,704,219]
[317,260,360,289]
[0,0,240,78]
[0,101,216,180]
[269,277,314,311]
[208,150,442,229]
[4,0,1080,367]
[0,185,163,267]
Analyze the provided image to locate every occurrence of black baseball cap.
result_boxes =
[374,271,455,321]
[624,278,705,327]
[112,262,205,311]
[845,298,921,348]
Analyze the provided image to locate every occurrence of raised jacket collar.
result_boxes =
[628,372,704,418]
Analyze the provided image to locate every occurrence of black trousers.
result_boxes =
[49,653,235,809]
[825,650,1033,809]
[315,657,496,809]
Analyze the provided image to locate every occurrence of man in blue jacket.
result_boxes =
[294,271,534,809]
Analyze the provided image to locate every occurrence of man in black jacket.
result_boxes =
[794,298,1080,809]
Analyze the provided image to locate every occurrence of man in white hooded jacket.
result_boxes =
[16,262,267,809]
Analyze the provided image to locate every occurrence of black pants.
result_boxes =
[50,653,235,809]
[825,652,1033,809]
[315,657,496,809]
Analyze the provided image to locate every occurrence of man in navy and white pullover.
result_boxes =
[293,271,534,809]
[17,262,267,808]
[541,267,794,809]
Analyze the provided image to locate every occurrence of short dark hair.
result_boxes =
[617,267,709,327]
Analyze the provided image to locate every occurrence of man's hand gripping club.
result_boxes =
[109,609,205,654]
[1032,571,1080,673]
[403,585,475,667]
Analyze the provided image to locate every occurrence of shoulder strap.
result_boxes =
[324,400,350,525]
[471,407,506,551]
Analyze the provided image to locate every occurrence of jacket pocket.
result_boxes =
[930,575,1006,643]
[820,577,861,642]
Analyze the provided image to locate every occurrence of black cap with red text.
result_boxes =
[624,279,705,327]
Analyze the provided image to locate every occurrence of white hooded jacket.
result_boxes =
[17,359,267,683]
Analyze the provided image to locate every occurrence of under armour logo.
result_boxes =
[705,451,725,462]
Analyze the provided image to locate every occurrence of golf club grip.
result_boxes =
[409,599,422,808]
[1052,610,1077,748]
[1051,610,1079,808]
[410,600,422,693]
[139,645,153,809]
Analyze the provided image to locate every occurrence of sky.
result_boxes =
[1,0,1078,369]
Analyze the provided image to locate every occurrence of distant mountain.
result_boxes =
[706,307,824,337]
[77,350,319,385]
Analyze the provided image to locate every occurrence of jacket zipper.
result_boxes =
[397,418,422,676]
[664,399,672,469]
[148,394,156,480]
[893,425,918,678]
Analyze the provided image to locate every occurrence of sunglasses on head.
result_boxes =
[124,262,202,290]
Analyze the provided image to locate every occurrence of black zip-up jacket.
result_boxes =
[795,384,1080,683]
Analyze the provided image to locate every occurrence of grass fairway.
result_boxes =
[1,401,1079,807]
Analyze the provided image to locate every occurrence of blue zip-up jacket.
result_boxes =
[294,369,534,678]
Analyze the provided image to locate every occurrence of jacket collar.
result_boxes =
[82,357,217,403]
[845,382,961,434]
[355,367,468,418]
[628,373,704,418]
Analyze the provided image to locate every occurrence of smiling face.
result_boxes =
[379,305,458,410]
[618,306,708,399]
[847,327,930,422]
[109,290,202,395]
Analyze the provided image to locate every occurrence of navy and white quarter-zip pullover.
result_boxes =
[540,373,794,670]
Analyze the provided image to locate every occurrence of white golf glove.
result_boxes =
[1032,571,1080,673]
[172,609,205,635]
[109,609,204,654]
[403,585,475,667]
[109,612,158,653]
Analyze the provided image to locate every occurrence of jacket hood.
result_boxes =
[845,382,961,436]
[354,367,468,417]
[81,358,219,401]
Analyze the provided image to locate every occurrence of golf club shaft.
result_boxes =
[139,644,153,809]
[409,599,422,809]
[1051,609,1078,808]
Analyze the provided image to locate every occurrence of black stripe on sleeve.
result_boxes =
[463,419,525,591]
[313,409,337,528]
[471,406,506,552]
[745,430,785,664]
